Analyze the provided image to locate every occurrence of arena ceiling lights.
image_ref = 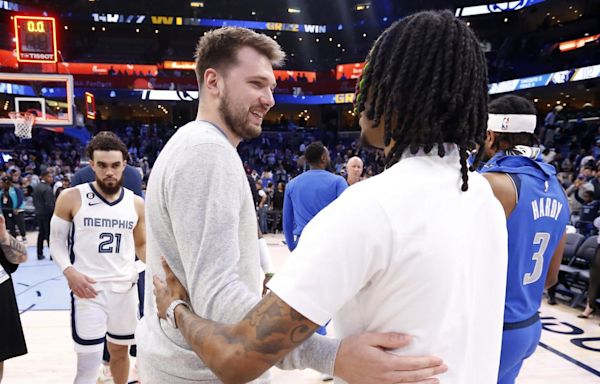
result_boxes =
[559,34,600,52]
[90,13,327,34]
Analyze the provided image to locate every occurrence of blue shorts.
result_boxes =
[498,320,542,384]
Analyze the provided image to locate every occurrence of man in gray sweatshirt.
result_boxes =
[137,26,446,383]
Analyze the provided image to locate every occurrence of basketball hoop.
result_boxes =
[8,112,35,139]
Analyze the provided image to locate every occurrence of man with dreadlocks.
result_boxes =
[475,95,569,384]
[151,10,506,383]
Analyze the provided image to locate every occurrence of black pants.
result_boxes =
[587,247,600,309]
[270,210,282,233]
[36,214,51,257]
[0,277,28,361]
[2,211,17,238]
[13,211,26,239]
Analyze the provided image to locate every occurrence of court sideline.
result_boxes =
[3,233,600,383]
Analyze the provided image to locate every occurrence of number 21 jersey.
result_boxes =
[70,183,138,284]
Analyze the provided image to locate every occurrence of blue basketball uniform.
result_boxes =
[480,151,569,384]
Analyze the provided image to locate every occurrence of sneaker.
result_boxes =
[98,364,113,383]
[37,255,45,260]
[547,297,557,305]
[320,373,334,382]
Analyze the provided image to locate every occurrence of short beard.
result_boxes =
[219,88,261,140]
[96,177,123,196]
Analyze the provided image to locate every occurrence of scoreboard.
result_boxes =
[14,16,58,63]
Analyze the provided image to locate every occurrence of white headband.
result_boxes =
[487,114,537,134]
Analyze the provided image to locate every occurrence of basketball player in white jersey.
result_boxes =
[50,134,146,384]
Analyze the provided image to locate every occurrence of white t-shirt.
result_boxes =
[269,146,508,384]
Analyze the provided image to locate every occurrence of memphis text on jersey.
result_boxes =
[83,217,135,230]
[531,197,563,221]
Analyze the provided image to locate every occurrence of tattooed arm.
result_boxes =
[0,215,27,264]
[155,258,448,384]
[154,256,319,383]
[177,292,318,383]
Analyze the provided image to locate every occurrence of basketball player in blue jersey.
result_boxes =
[50,134,146,384]
[474,95,569,384]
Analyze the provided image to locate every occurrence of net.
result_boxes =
[8,111,35,139]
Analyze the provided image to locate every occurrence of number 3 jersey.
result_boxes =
[70,183,139,285]
[480,149,569,323]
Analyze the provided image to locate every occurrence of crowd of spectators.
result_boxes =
[1,108,600,316]
[1,107,599,237]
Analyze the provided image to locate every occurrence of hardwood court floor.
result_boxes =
[3,233,600,383]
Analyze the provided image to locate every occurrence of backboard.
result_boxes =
[0,72,74,126]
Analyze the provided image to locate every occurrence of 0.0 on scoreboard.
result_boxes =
[14,16,58,63]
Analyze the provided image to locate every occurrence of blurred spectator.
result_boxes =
[54,176,70,198]
[345,156,364,186]
[32,171,55,260]
[0,176,26,242]
[573,187,600,236]
[256,180,269,234]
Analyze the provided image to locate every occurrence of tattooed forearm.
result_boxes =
[174,292,320,384]
[1,235,27,264]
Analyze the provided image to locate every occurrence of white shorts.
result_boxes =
[71,283,139,352]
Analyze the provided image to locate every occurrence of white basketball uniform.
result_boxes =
[70,183,139,352]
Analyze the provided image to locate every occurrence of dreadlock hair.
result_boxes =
[487,94,539,153]
[354,10,489,191]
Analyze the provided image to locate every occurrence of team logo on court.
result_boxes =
[501,116,510,130]
[86,192,95,199]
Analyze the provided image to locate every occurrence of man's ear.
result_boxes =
[486,130,497,151]
[204,68,221,97]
